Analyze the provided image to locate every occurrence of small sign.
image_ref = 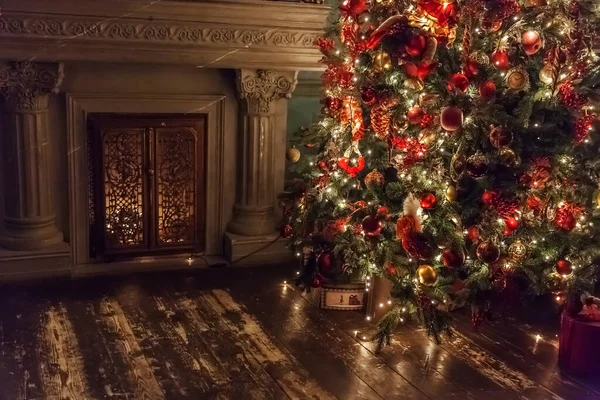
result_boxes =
[320,283,366,310]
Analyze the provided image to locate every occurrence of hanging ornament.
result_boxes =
[340,96,364,141]
[373,50,392,73]
[417,265,438,286]
[466,152,489,178]
[371,103,391,138]
[554,202,582,231]
[477,240,500,264]
[396,215,416,239]
[317,251,333,275]
[406,34,427,57]
[339,0,367,16]
[556,259,573,275]
[504,217,519,235]
[323,96,343,116]
[505,67,530,90]
[499,148,520,167]
[419,193,437,209]
[450,151,466,181]
[385,264,398,275]
[402,231,434,259]
[286,146,301,163]
[489,126,513,148]
[407,106,425,125]
[481,190,499,206]
[377,205,391,219]
[442,247,465,268]
[361,87,377,106]
[448,73,470,92]
[362,215,382,237]
[491,50,509,69]
[470,51,490,66]
[508,240,527,262]
[522,31,543,56]
[338,156,365,177]
[440,106,464,132]
[364,169,385,189]
[538,64,555,85]
[479,81,496,98]
[445,185,457,202]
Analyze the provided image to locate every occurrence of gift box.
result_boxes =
[559,306,600,377]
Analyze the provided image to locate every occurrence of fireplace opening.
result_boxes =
[87,114,206,261]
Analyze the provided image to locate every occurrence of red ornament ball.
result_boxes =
[556,212,577,231]
[482,190,498,206]
[442,247,465,268]
[448,73,470,92]
[407,106,425,125]
[440,106,464,132]
[318,160,329,173]
[311,275,323,288]
[489,126,513,148]
[317,251,333,275]
[491,50,509,69]
[385,264,398,275]
[522,31,543,56]
[406,34,427,57]
[419,193,437,209]
[479,81,496,98]
[402,231,434,260]
[505,217,519,230]
[556,259,573,275]
[477,240,501,264]
[362,215,382,237]
[361,88,377,106]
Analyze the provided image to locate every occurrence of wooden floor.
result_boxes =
[0,265,598,400]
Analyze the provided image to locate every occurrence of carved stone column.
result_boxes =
[0,62,64,250]
[228,69,298,236]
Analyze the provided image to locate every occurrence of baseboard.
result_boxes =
[224,232,294,266]
[0,242,72,281]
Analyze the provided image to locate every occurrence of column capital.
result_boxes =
[0,62,64,111]
[237,69,298,115]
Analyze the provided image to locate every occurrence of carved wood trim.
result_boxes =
[0,62,63,110]
[237,70,298,115]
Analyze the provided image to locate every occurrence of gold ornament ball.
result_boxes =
[499,147,520,167]
[286,146,301,163]
[506,68,529,90]
[374,50,392,73]
[508,240,527,262]
[539,65,555,85]
[417,265,438,286]
[446,185,458,202]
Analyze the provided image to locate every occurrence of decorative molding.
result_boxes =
[0,62,63,110]
[0,17,320,49]
[238,70,298,114]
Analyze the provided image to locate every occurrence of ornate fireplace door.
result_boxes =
[88,114,206,259]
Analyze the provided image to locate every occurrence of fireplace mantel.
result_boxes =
[0,0,329,70]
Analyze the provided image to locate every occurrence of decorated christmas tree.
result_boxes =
[280,0,600,344]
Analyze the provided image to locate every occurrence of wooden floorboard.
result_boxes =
[0,266,595,400]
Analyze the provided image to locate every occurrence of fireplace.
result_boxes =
[87,114,206,260]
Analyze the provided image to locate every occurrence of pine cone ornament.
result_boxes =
[371,104,391,138]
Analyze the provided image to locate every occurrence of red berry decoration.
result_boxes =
[361,87,377,106]
[442,247,465,268]
[522,31,543,55]
[489,126,513,148]
[556,259,573,275]
[477,240,501,264]
[479,81,496,98]
[317,251,333,275]
[448,73,470,92]
[402,231,434,260]
[407,106,425,125]
[362,215,382,237]
[481,190,498,206]
[406,34,427,57]
[467,226,480,242]
[440,106,464,132]
[491,50,509,69]
[311,275,323,288]
[419,193,437,209]
[281,224,293,238]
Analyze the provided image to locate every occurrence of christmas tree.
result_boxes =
[280,0,600,345]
